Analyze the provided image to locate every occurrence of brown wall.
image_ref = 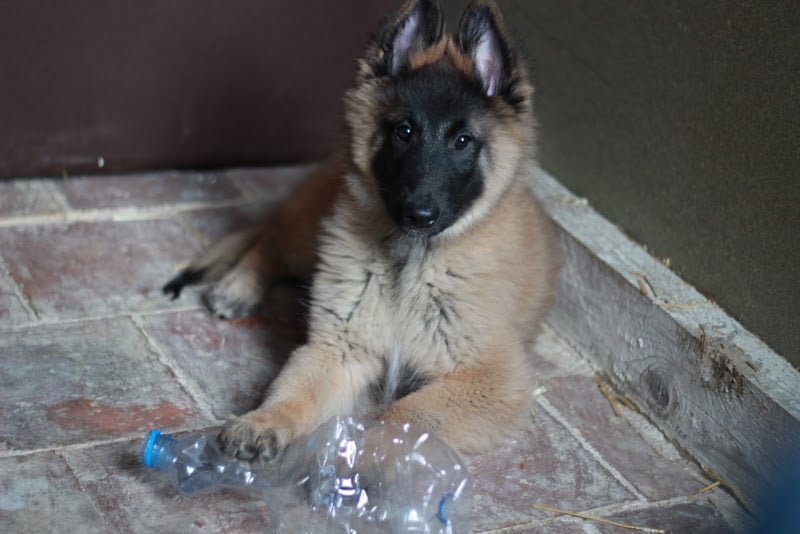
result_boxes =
[0,1,395,177]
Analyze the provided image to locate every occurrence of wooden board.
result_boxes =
[532,167,800,512]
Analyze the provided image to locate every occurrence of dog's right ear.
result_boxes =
[365,0,444,78]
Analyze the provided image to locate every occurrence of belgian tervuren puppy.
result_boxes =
[164,0,559,461]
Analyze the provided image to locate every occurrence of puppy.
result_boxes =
[164,0,559,462]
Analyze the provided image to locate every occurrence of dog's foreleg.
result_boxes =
[218,341,381,461]
[381,342,531,455]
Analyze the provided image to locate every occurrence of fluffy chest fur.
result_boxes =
[308,203,479,375]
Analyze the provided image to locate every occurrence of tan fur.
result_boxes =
[408,38,474,80]
[171,0,560,459]
[198,163,345,318]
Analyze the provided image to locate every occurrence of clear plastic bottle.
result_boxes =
[140,416,472,533]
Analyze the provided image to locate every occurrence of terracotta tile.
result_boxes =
[529,323,595,381]
[601,501,735,533]
[222,165,312,201]
[58,170,243,210]
[139,308,305,419]
[483,517,615,533]
[0,452,107,533]
[468,409,635,532]
[174,165,313,245]
[180,202,275,245]
[489,502,736,533]
[0,179,64,218]
[63,440,275,533]
[0,318,211,450]
[0,219,201,320]
[543,375,703,500]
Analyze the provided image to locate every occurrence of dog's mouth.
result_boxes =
[396,224,436,240]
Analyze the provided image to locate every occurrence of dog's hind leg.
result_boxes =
[163,230,261,300]
[163,161,344,319]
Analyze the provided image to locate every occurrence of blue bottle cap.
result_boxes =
[142,429,161,468]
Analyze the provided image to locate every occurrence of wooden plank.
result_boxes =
[531,167,800,511]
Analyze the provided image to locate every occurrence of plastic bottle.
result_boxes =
[140,416,472,533]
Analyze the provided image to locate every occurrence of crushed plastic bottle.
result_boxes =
[140,416,472,533]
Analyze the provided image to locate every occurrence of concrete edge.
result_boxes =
[531,166,800,511]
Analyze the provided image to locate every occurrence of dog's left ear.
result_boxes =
[457,1,517,97]
[369,0,444,77]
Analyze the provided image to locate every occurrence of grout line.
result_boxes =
[474,517,583,534]
[0,255,41,322]
[0,421,225,459]
[1,304,204,332]
[0,198,258,228]
[536,395,648,501]
[0,436,143,459]
[130,313,221,422]
[58,450,113,530]
[476,492,726,534]
[0,435,145,459]
[577,493,734,520]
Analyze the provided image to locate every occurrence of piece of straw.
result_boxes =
[702,468,754,515]
[597,379,621,416]
[596,379,639,415]
[532,503,667,533]
[693,480,721,496]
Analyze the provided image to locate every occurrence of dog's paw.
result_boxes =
[203,269,263,319]
[218,413,290,462]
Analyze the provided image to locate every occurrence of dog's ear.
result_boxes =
[370,0,444,77]
[457,1,517,97]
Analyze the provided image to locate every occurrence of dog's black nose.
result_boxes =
[403,205,439,229]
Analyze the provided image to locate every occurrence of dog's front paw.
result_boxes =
[218,412,291,462]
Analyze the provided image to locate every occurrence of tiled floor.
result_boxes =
[0,167,747,533]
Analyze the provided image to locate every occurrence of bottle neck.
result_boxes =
[141,430,178,471]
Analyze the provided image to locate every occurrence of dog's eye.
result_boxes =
[454,134,472,150]
[395,123,413,143]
